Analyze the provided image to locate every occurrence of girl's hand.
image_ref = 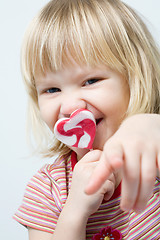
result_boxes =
[85,114,160,213]
[67,150,116,218]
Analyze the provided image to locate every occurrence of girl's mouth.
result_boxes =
[96,118,103,126]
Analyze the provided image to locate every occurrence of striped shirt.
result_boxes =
[13,152,160,239]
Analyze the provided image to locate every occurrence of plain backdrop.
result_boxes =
[0,0,160,239]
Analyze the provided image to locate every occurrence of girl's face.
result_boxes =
[36,62,129,153]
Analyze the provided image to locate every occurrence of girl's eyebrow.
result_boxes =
[35,66,111,86]
[35,73,57,85]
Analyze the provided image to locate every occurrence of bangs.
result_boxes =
[22,0,160,157]
[23,0,126,80]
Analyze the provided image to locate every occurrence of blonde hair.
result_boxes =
[21,0,160,157]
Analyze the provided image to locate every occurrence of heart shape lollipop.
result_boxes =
[54,109,96,149]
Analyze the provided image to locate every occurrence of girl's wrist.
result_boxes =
[54,199,88,239]
[64,196,90,222]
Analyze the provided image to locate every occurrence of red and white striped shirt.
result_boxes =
[13,152,160,239]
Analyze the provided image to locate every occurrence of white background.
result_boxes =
[0,0,160,239]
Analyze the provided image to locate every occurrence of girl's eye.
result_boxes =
[85,78,100,86]
[46,88,61,93]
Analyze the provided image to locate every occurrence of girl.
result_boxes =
[14,0,160,239]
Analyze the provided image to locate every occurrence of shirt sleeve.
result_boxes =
[13,163,67,234]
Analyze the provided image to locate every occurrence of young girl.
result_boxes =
[14,0,160,239]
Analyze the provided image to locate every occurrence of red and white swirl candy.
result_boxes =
[54,109,96,149]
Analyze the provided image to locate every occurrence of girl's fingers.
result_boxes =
[133,151,157,213]
[85,152,111,194]
[121,149,157,213]
[85,142,123,194]
[84,135,159,213]
[120,151,140,212]
[77,149,102,164]
[103,177,115,201]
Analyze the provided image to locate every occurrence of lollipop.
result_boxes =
[54,109,96,149]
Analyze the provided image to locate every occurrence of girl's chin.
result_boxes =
[92,144,103,151]
[92,137,106,151]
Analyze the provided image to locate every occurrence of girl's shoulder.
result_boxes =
[31,153,72,184]
[13,152,72,234]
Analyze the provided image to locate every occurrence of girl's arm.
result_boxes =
[53,199,88,239]
[28,202,87,240]
[28,228,53,240]
[28,205,87,240]
[86,113,160,213]
[28,150,116,240]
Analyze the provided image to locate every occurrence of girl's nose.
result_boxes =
[60,94,87,118]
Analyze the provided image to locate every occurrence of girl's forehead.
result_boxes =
[35,47,123,79]
[36,62,104,79]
